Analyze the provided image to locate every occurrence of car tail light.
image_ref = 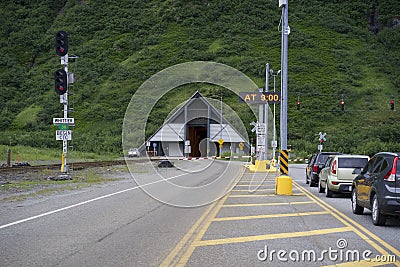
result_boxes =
[331,160,337,175]
[332,181,339,185]
[384,157,398,182]
[313,165,318,172]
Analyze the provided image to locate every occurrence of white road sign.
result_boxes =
[257,123,266,134]
[318,132,327,142]
[63,141,67,154]
[56,130,72,141]
[53,118,75,125]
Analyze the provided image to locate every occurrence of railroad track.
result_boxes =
[0,160,128,174]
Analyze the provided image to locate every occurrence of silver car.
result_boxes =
[128,148,140,157]
[319,154,369,197]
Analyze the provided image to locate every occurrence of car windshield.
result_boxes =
[317,154,329,164]
[338,158,368,168]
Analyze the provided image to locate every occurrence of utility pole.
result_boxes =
[270,69,280,165]
[264,63,270,161]
[279,0,290,176]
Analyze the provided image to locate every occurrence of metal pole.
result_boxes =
[264,63,269,161]
[280,2,289,151]
[272,70,280,164]
[207,104,210,157]
[184,105,187,158]
[219,95,222,157]
[62,55,69,173]
[258,88,264,160]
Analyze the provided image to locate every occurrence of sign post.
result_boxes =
[317,132,326,152]
[54,31,78,174]
[244,89,281,172]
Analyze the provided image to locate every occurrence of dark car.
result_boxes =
[351,152,400,226]
[306,152,342,187]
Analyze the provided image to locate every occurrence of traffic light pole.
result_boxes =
[61,55,68,173]
[280,2,289,152]
[264,63,270,162]
[279,0,290,177]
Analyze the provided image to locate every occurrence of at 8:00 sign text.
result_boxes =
[239,92,281,104]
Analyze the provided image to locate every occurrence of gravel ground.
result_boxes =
[0,165,135,205]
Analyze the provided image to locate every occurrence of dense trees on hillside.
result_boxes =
[0,0,399,156]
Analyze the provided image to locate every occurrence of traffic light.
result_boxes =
[55,30,68,56]
[390,99,395,110]
[339,95,345,111]
[55,69,68,95]
[296,92,301,110]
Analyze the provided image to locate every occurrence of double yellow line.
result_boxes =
[160,193,229,266]
[293,181,400,267]
[162,178,400,266]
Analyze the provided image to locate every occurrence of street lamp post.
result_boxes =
[210,94,223,157]
[270,69,281,166]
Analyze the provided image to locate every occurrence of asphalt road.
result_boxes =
[1,162,399,266]
[0,160,243,266]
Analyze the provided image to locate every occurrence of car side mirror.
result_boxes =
[352,168,362,175]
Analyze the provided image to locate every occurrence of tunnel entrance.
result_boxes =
[187,125,207,157]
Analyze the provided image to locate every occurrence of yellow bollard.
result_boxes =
[276,175,293,195]
[249,160,267,172]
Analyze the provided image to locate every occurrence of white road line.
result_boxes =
[0,172,189,230]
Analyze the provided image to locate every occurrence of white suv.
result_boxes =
[319,154,369,197]
[128,148,140,157]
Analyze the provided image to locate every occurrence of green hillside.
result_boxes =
[0,0,399,158]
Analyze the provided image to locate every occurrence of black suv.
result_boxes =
[351,152,400,226]
[306,152,342,187]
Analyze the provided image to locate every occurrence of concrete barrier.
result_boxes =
[276,175,292,195]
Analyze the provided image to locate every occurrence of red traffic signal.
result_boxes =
[390,99,395,110]
[296,100,301,110]
[340,100,345,111]
[55,31,68,56]
[55,69,68,95]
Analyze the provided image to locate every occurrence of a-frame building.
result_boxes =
[140,91,249,157]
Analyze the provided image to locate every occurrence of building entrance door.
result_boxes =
[187,126,207,157]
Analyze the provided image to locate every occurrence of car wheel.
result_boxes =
[325,185,333,198]
[318,179,325,193]
[371,194,386,226]
[351,189,364,215]
[309,178,316,187]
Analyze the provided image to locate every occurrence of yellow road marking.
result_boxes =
[161,167,245,266]
[195,227,352,247]
[294,182,400,267]
[231,189,276,192]
[324,259,395,267]
[221,201,314,207]
[160,198,218,267]
[240,181,275,183]
[213,211,329,222]
[229,193,305,197]
[234,184,275,187]
[176,194,230,266]
[228,194,276,197]
[165,173,400,266]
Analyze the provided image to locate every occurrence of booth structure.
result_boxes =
[140,91,249,157]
